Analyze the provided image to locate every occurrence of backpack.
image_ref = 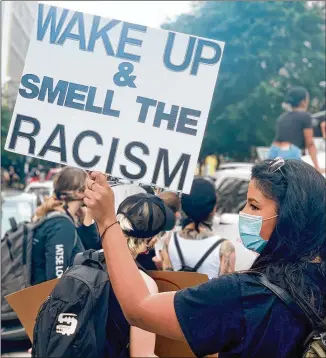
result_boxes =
[173,232,226,272]
[32,249,130,358]
[253,273,326,358]
[1,211,76,321]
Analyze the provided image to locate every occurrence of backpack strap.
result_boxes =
[253,273,305,319]
[136,260,148,274]
[253,273,325,328]
[34,211,74,229]
[193,238,226,271]
[173,232,186,269]
[35,212,79,248]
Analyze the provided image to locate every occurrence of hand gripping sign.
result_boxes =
[5,4,225,193]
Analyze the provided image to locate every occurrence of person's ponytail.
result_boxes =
[33,195,62,221]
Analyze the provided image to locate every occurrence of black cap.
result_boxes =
[117,193,176,238]
[181,178,217,222]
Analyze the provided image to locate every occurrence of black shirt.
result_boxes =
[32,215,100,285]
[174,271,323,358]
[136,249,157,271]
[274,111,312,149]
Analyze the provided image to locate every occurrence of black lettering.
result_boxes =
[73,130,102,167]
[136,96,157,123]
[8,114,40,154]
[105,137,119,174]
[38,76,69,106]
[152,148,190,191]
[153,102,179,131]
[38,124,67,162]
[176,107,200,136]
[19,74,40,99]
[120,141,149,180]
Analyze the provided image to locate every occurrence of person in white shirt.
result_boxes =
[161,178,235,278]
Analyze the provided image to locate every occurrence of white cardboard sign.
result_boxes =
[5,4,225,193]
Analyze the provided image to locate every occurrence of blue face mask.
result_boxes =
[239,212,278,254]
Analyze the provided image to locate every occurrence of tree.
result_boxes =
[163,1,326,159]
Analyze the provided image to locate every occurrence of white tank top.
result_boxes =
[168,233,222,279]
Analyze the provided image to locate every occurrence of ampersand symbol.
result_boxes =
[113,62,137,88]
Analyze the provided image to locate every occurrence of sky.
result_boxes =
[41,1,193,28]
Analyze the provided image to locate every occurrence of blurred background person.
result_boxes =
[8,165,20,188]
[268,86,321,172]
[204,153,218,177]
[31,167,99,285]
[161,178,235,277]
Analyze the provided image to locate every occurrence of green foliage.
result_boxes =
[163,1,326,159]
[0,106,23,167]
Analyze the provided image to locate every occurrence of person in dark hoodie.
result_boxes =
[31,166,100,285]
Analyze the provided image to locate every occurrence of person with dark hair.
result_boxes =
[84,159,326,358]
[158,178,235,277]
[268,86,321,171]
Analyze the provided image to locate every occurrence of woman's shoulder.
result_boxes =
[36,212,75,234]
[139,270,159,294]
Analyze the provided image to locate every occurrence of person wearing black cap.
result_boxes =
[110,192,175,357]
[118,192,176,271]
[160,178,235,278]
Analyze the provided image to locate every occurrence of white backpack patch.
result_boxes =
[56,313,78,336]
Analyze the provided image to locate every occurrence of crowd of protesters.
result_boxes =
[7,156,323,357]
[1,85,326,357]
[85,158,325,358]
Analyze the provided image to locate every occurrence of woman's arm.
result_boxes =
[84,173,185,341]
[76,208,102,250]
[129,271,158,358]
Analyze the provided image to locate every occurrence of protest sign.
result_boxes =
[5,3,225,193]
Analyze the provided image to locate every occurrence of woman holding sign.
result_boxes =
[84,159,326,358]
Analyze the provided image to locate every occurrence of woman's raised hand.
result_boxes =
[84,172,116,234]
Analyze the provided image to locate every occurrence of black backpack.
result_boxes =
[252,273,326,358]
[32,249,129,358]
[173,232,226,272]
[1,211,76,321]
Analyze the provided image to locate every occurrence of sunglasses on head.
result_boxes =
[268,157,287,182]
